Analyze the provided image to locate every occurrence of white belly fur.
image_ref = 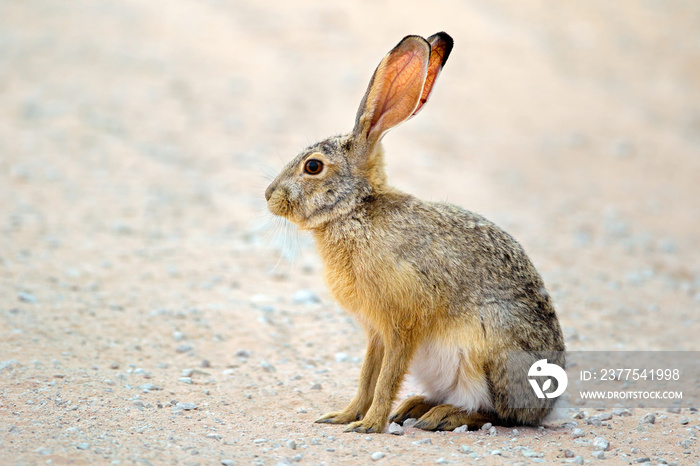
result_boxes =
[409,340,494,413]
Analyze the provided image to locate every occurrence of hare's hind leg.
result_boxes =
[414,405,503,431]
[389,395,437,424]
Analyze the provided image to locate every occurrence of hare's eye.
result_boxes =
[304,159,324,175]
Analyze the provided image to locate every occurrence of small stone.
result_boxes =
[634,457,651,463]
[680,418,690,425]
[403,418,418,428]
[461,445,474,454]
[591,437,610,451]
[173,331,186,341]
[175,402,198,411]
[564,449,575,458]
[176,344,193,353]
[253,438,268,444]
[291,454,302,462]
[286,439,297,449]
[481,422,492,431]
[412,438,432,445]
[522,449,540,458]
[387,422,404,435]
[310,383,322,390]
[207,433,222,440]
[139,383,162,392]
[488,426,497,435]
[292,289,320,305]
[371,451,385,461]
[75,443,90,450]
[490,450,502,456]
[592,450,605,459]
[178,377,192,384]
[236,349,251,358]
[261,361,276,372]
[594,412,612,422]
[221,460,234,466]
[667,406,681,414]
[18,291,37,303]
[573,456,584,465]
[571,428,586,438]
[640,413,656,424]
[110,362,120,370]
[436,458,447,464]
[612,408,632,417]
[453,425,468,433]
[182,368,194,377]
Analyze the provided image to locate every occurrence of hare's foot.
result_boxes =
[414,404,496,431]
[344,415,386,434]
[315,409,361,425]
[389,395,436,425]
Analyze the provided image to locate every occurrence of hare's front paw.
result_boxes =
[344,417,386,434]
[315,410,360,425]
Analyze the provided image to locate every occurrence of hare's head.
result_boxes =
[265,33,453,230]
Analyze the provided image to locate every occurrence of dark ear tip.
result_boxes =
[427,31,454,65]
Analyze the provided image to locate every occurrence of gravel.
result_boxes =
[640,413,656,424]
[591,437,610,451]
[370,451,385,461]
[571,428,586,438]
[387,422,404,435]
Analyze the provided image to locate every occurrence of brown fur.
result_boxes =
[265,32,565,434]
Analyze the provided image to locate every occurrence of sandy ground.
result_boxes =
[1,1,700,464]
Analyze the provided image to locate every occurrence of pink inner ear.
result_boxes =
[412,37,451,117]
[367,39,430,141]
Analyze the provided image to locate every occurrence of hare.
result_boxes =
[265,32,565,434]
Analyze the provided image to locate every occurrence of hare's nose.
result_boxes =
[265,184,274,202]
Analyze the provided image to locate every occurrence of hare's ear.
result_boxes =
[411,32,453,117]
[353,35,431,148]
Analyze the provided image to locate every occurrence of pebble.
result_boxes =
[564,449,575,458]
[286,439,296,449]
[593,412,612,422]
[640,413,656,424]
[591,437,610,451]
[571,428,586,438]
[634,457,651,463]
[403,418,418,428]
[573,456,584,465]
[387,422,404,435]
[221,460,234,466]
[453,425,468,433]
[75,443,90,450]
[490,450,502,456]
[261,361,276,373]
[592,450,605,459]
[371,451,385,461]
[176,344,193,353]
[412,438,432,445]
[612,408,632,417]
[175,402,198,411]
[481,422,492,431]
[522,449,540,458]
[292,289,320,305]
[461,445,473,454]
[488,426,497,435]
[310,383,322,390]
[667,406,681,414]
[334,352,349,362]
[436,458,447,464]
[18,291,37,303]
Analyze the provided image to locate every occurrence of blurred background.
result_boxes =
[2,0,698,347]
